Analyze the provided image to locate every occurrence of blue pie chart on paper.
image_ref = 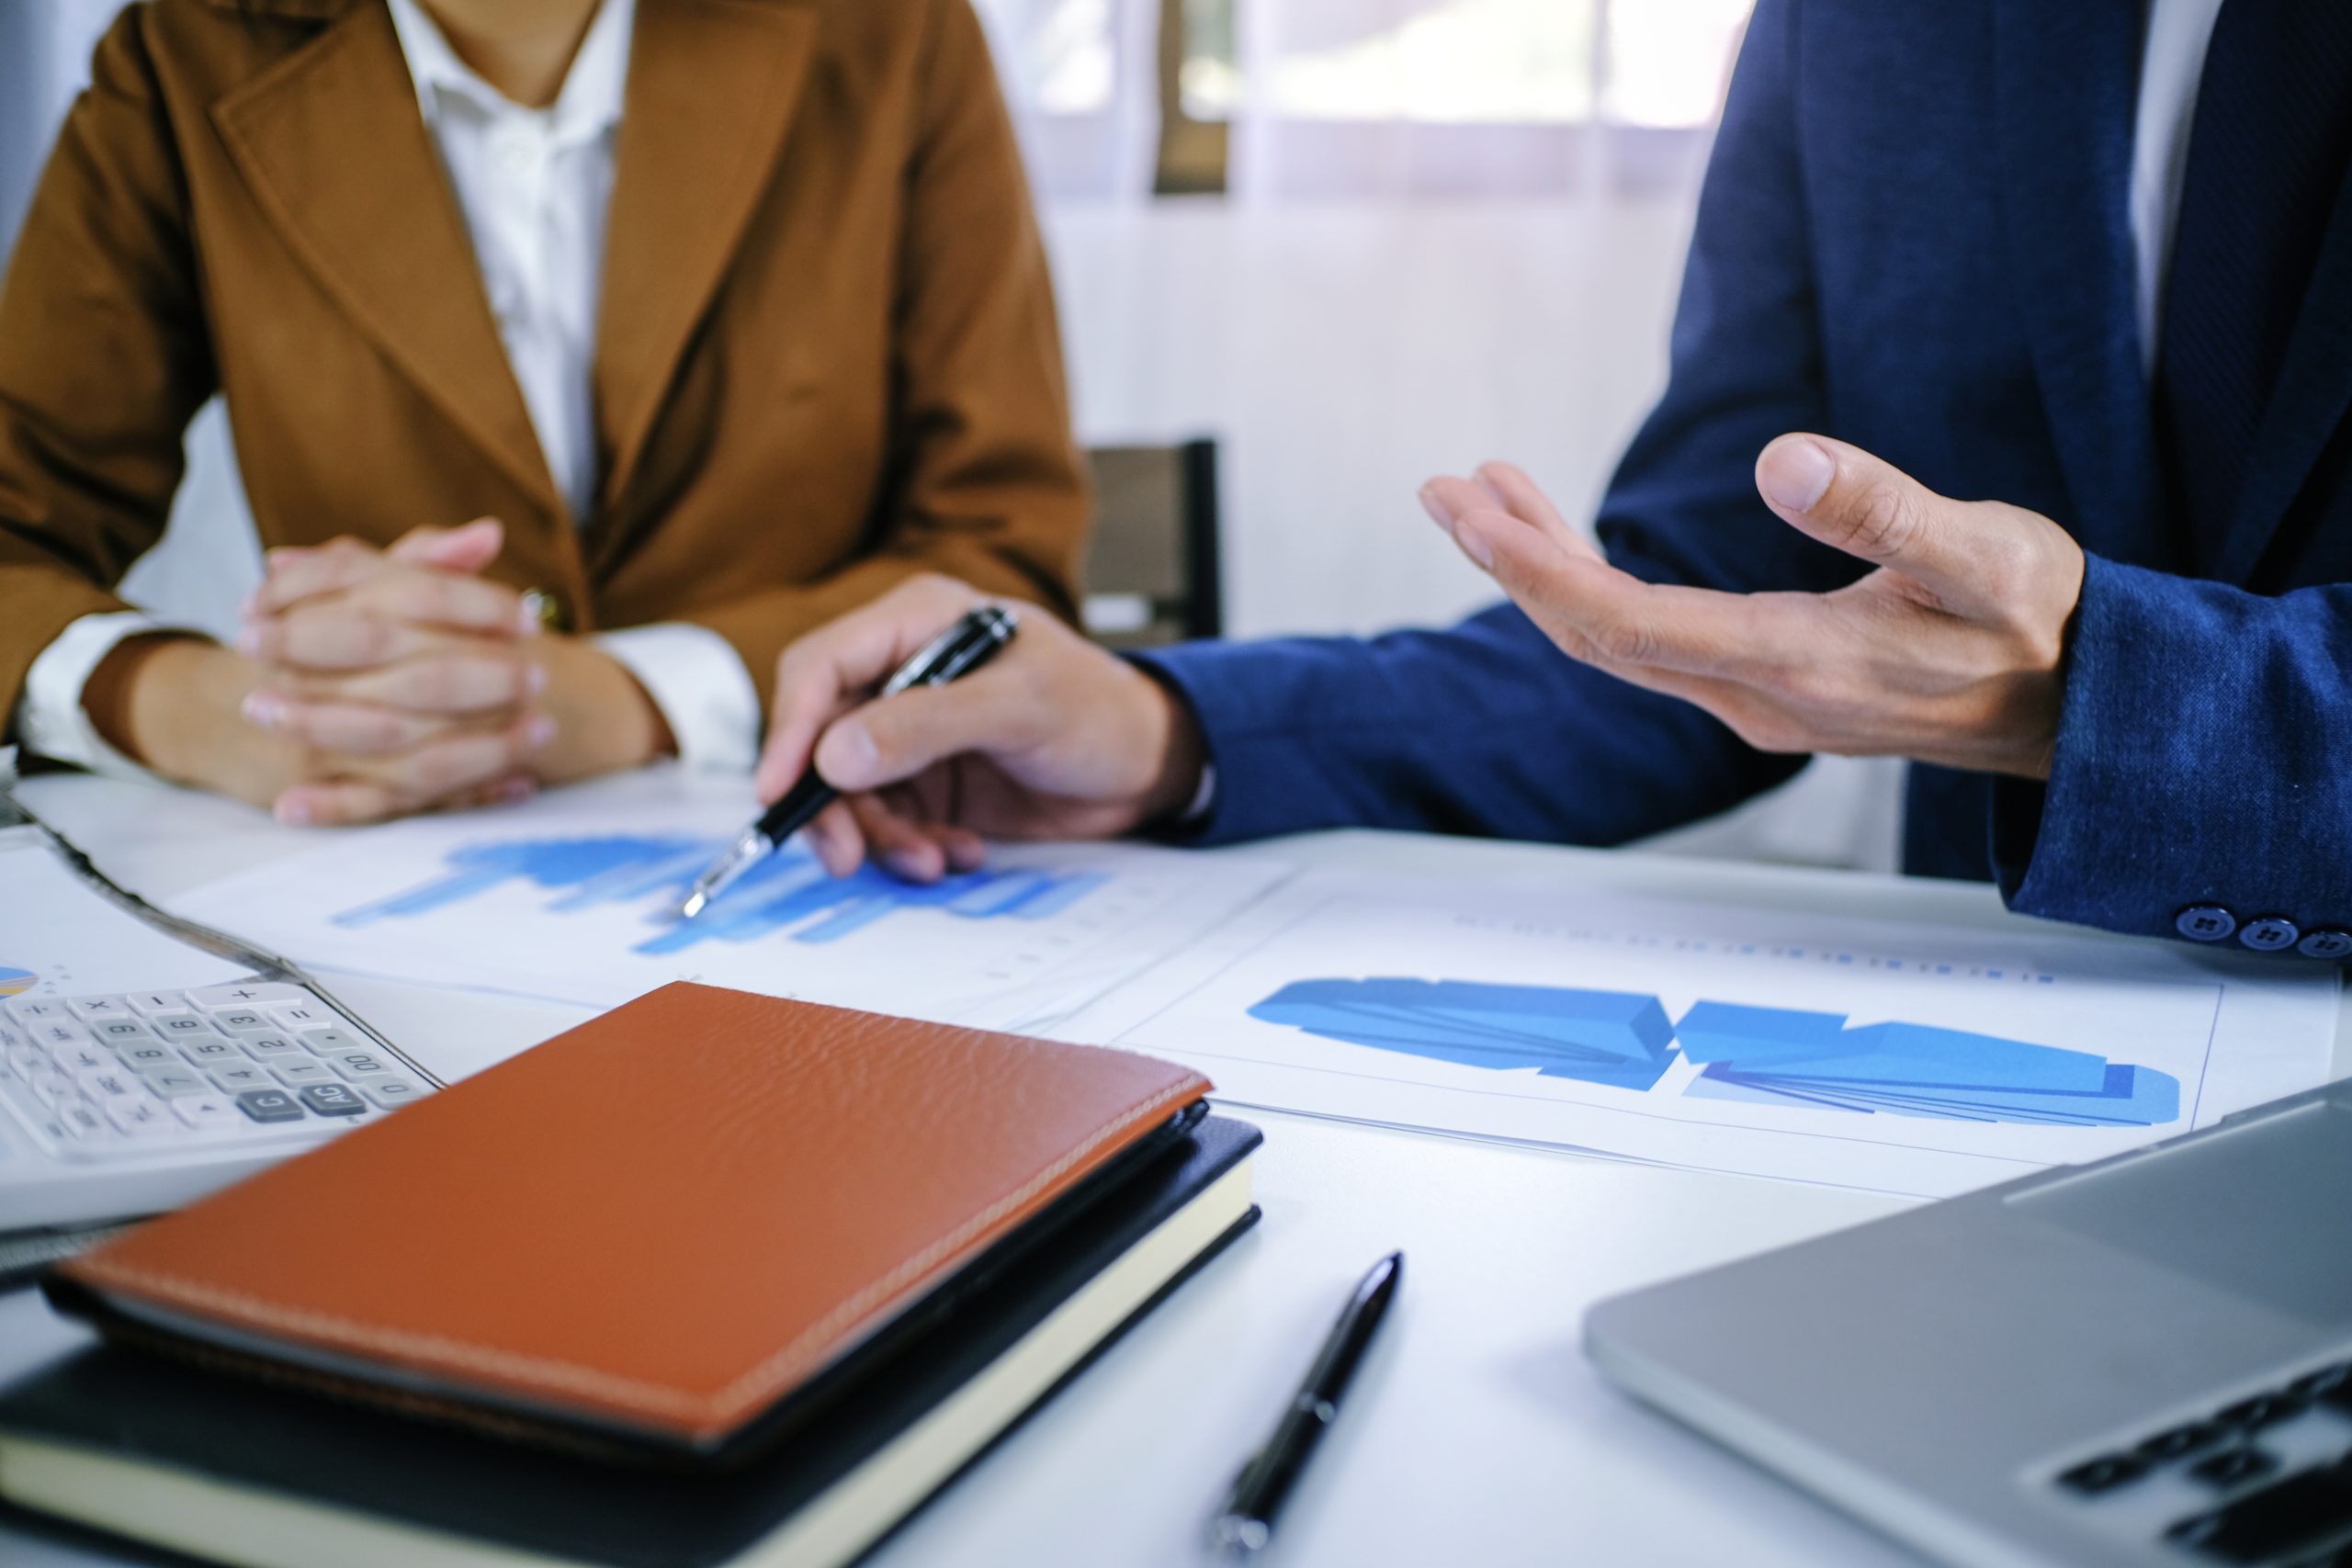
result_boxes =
[0,965,37,998]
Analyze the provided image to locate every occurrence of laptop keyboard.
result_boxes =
[2052,1359,2352,1563]
[0,982,433,1161]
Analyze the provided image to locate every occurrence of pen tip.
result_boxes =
[673,891,707,923]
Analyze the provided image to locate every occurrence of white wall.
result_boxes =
[1046,198,1690,638]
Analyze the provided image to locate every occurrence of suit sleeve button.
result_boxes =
[2238,916,2300,952]
[2175,906,2237,942]
[2295,929,2352,960]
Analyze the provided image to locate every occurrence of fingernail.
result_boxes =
[516,599,544,637]
[885,850,924,881]
[526,663,549,695]
[526,715,557,750]
[1418,485,1453,527]
[1453,517,1496,570]
[499,776,536,804]
[236,592,258,618]
[242,691,283,728]
[233,626,265,658]
[824,723,877,783]
[274,797,311,827]
[1758,436,1837,513]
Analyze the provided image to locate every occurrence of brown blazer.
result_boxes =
[0,0,1086,721]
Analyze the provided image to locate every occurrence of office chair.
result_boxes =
[1080,438,1223,649]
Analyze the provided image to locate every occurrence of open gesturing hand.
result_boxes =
[1418,435,2086,779]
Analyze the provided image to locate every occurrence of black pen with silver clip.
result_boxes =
[668,604,1020,922]
[1209,1250,1403,1558]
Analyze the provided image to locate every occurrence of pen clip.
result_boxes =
[879,606,1019,698]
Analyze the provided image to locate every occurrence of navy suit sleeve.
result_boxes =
[1142,0,1849,848]
[1993,557,2352,944]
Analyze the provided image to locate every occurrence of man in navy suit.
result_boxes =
[755,0,2352,959]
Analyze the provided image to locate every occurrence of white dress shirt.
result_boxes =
[11,0,760,781]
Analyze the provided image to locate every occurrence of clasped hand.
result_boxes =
[235,519,551,824]
[1419,434,2086,779]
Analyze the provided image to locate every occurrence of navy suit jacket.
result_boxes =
[1144,0,2352,956]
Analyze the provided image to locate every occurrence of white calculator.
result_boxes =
[0,797,440,1240]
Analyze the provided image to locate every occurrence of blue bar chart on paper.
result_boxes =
[334,835,1114,953]
[1065,870,2336,1198]
[1248,981,2178,1127]
[167,773,1293,1030]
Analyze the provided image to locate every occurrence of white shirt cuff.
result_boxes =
[9,612,205,782]
[595,622,761,773]
[1178,762,1217,826]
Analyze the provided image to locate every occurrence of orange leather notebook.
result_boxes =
[50,983,1210,1457]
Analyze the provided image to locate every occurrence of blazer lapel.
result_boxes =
[211,2,560,519]
[592,0,819,524]
[2207,158,2352,585]
[1990,0,2165,560]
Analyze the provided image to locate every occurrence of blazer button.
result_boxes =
[2174,906,2237,942]
[520,589,571,634]
[2295,929,2352,960]
[2237,916,2299,953]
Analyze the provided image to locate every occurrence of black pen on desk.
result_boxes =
[1210,1250,1404,1559]
[668,604,1020,922]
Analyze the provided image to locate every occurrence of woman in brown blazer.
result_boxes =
[0,0,1086,838]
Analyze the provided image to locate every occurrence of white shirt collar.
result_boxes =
[383,0,636,144]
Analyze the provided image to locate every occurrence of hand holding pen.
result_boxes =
[747,576,1214,885]
[673,604,1020,920]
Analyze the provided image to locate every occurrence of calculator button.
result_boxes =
[300,1028,362,1056]
[74,1066,143,1102]
[328,1051,393,1082]
[179,1040,244,1070]
[28,1068,77,1108]
[4,1043,46,1081]
[2188,1447,2279,1489]
[102,1095,174,1137]
[2060,1457,2154,1495]
[172,1094,243,1132]
[238,1033,305,1062]
[2215,1393,2308,1431]
[298,1082,367,1117]
[92,1018,157,1047]
[209,1065,271,1092]
[211,1009,274,1034]
[272,1003,334,1031]
[2287,1364,2350,1399]
[271,1060,334,1088]
[152,1013,220,1041]
[119,1043,182,1075]
[233,1089,305,1123]
[52,1042,112,1075]
[0,1084,74,1150]
[36,1021,91,1052]
[65,996,131,1022]
[144,1068,211,1099]
[56,1097,107,1139]
[123,992,185,1017]
[10,1000,63,1022]
[363,1077,428,1109]
[189,983,308,1011]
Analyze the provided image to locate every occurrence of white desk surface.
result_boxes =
[4,774,2346,1568]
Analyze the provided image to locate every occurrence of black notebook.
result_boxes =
[0,1116,1262,1568]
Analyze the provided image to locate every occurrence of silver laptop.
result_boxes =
[1586,1079,2352,1568]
